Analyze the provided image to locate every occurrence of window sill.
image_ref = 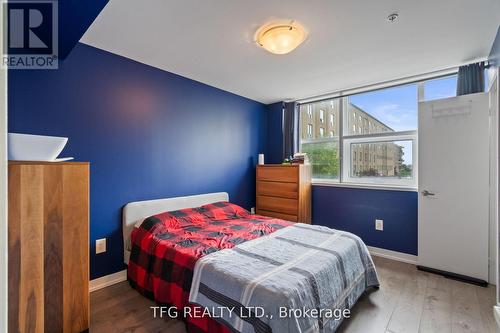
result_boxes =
[312,180,418,192]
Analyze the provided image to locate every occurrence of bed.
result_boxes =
[124,192,379,333]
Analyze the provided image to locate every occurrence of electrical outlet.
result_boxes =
[96,238,107,254]
[250,207,255,214]
[375,219,384,231]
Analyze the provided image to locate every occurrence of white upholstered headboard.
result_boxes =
[122,192,229,264]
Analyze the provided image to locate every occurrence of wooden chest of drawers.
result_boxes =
[256,164,311,223]
[8,161,89,333]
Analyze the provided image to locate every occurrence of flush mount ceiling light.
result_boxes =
[255,21,307,55]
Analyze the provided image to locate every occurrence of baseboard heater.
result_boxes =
[416,265,488,287]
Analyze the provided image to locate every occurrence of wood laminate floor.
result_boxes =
[90,256,499,333]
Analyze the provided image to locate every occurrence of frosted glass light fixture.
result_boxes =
[255,21,307,55]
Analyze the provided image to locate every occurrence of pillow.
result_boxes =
[199,201,250,220]
[151,207,210,229]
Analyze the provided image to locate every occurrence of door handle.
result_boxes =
[422,190,435,196]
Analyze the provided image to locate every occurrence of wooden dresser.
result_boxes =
[256,164,311,223]
[8,161,90,333]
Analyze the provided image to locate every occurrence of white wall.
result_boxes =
[490,74,498,284]
[0,1,8,330]
[496,67,500,303]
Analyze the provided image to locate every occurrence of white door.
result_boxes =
[418,93,490,281]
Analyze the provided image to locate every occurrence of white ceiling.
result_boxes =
[81,0,500,104]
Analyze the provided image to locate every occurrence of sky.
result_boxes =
[349,75,457,132]
[348,75,457,164]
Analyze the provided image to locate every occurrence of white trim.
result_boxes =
[494,306,500,329]
[342,132,418,188]
[367,246,418,265]
[496,68,500,305]
[343,130,417,140]
[89,269,127,292]
[312,181,418,192]
[0,0,8,329]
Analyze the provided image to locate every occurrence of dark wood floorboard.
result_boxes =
[90,256,499,333]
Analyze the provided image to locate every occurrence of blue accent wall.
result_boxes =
[8,43,267,279]
[312,186,418,255]
[265,102,283,164]
[58,0,109,59]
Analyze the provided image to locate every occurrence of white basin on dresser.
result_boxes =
[8,133,68,161]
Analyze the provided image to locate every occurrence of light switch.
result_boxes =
[96,238,106,254]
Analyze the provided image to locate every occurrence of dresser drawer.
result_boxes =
[256,195,298,215]
[256,209,298,222]
[257,166,297,183]
[256,181,298,199]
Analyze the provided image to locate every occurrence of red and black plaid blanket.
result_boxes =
[127,201,292,333]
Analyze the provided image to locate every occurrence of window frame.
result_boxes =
[296,74,450,190]
[342,131,417,187]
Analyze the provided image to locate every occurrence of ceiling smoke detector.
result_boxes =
[387,13,399,23]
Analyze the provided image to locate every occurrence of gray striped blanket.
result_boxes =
[189,223,379,333]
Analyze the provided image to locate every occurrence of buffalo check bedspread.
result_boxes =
[127,201,378,333]
[127,202,291,333]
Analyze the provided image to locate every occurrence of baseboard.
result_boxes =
[89,269,127,292]
[367,246,418,265]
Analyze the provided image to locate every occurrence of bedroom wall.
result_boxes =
[313,186,418,255]
[8,43,267,280]
[265,102,283,164]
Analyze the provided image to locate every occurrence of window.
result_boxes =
[299,99,340,180]
[300,81,420,187]
[422,75,457,101]
[347,83,417,134]
[307,105,313,118]
[343,137,414,185]
[307,124,313,138]
[301,140,340,180]
[422,71,488,102]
